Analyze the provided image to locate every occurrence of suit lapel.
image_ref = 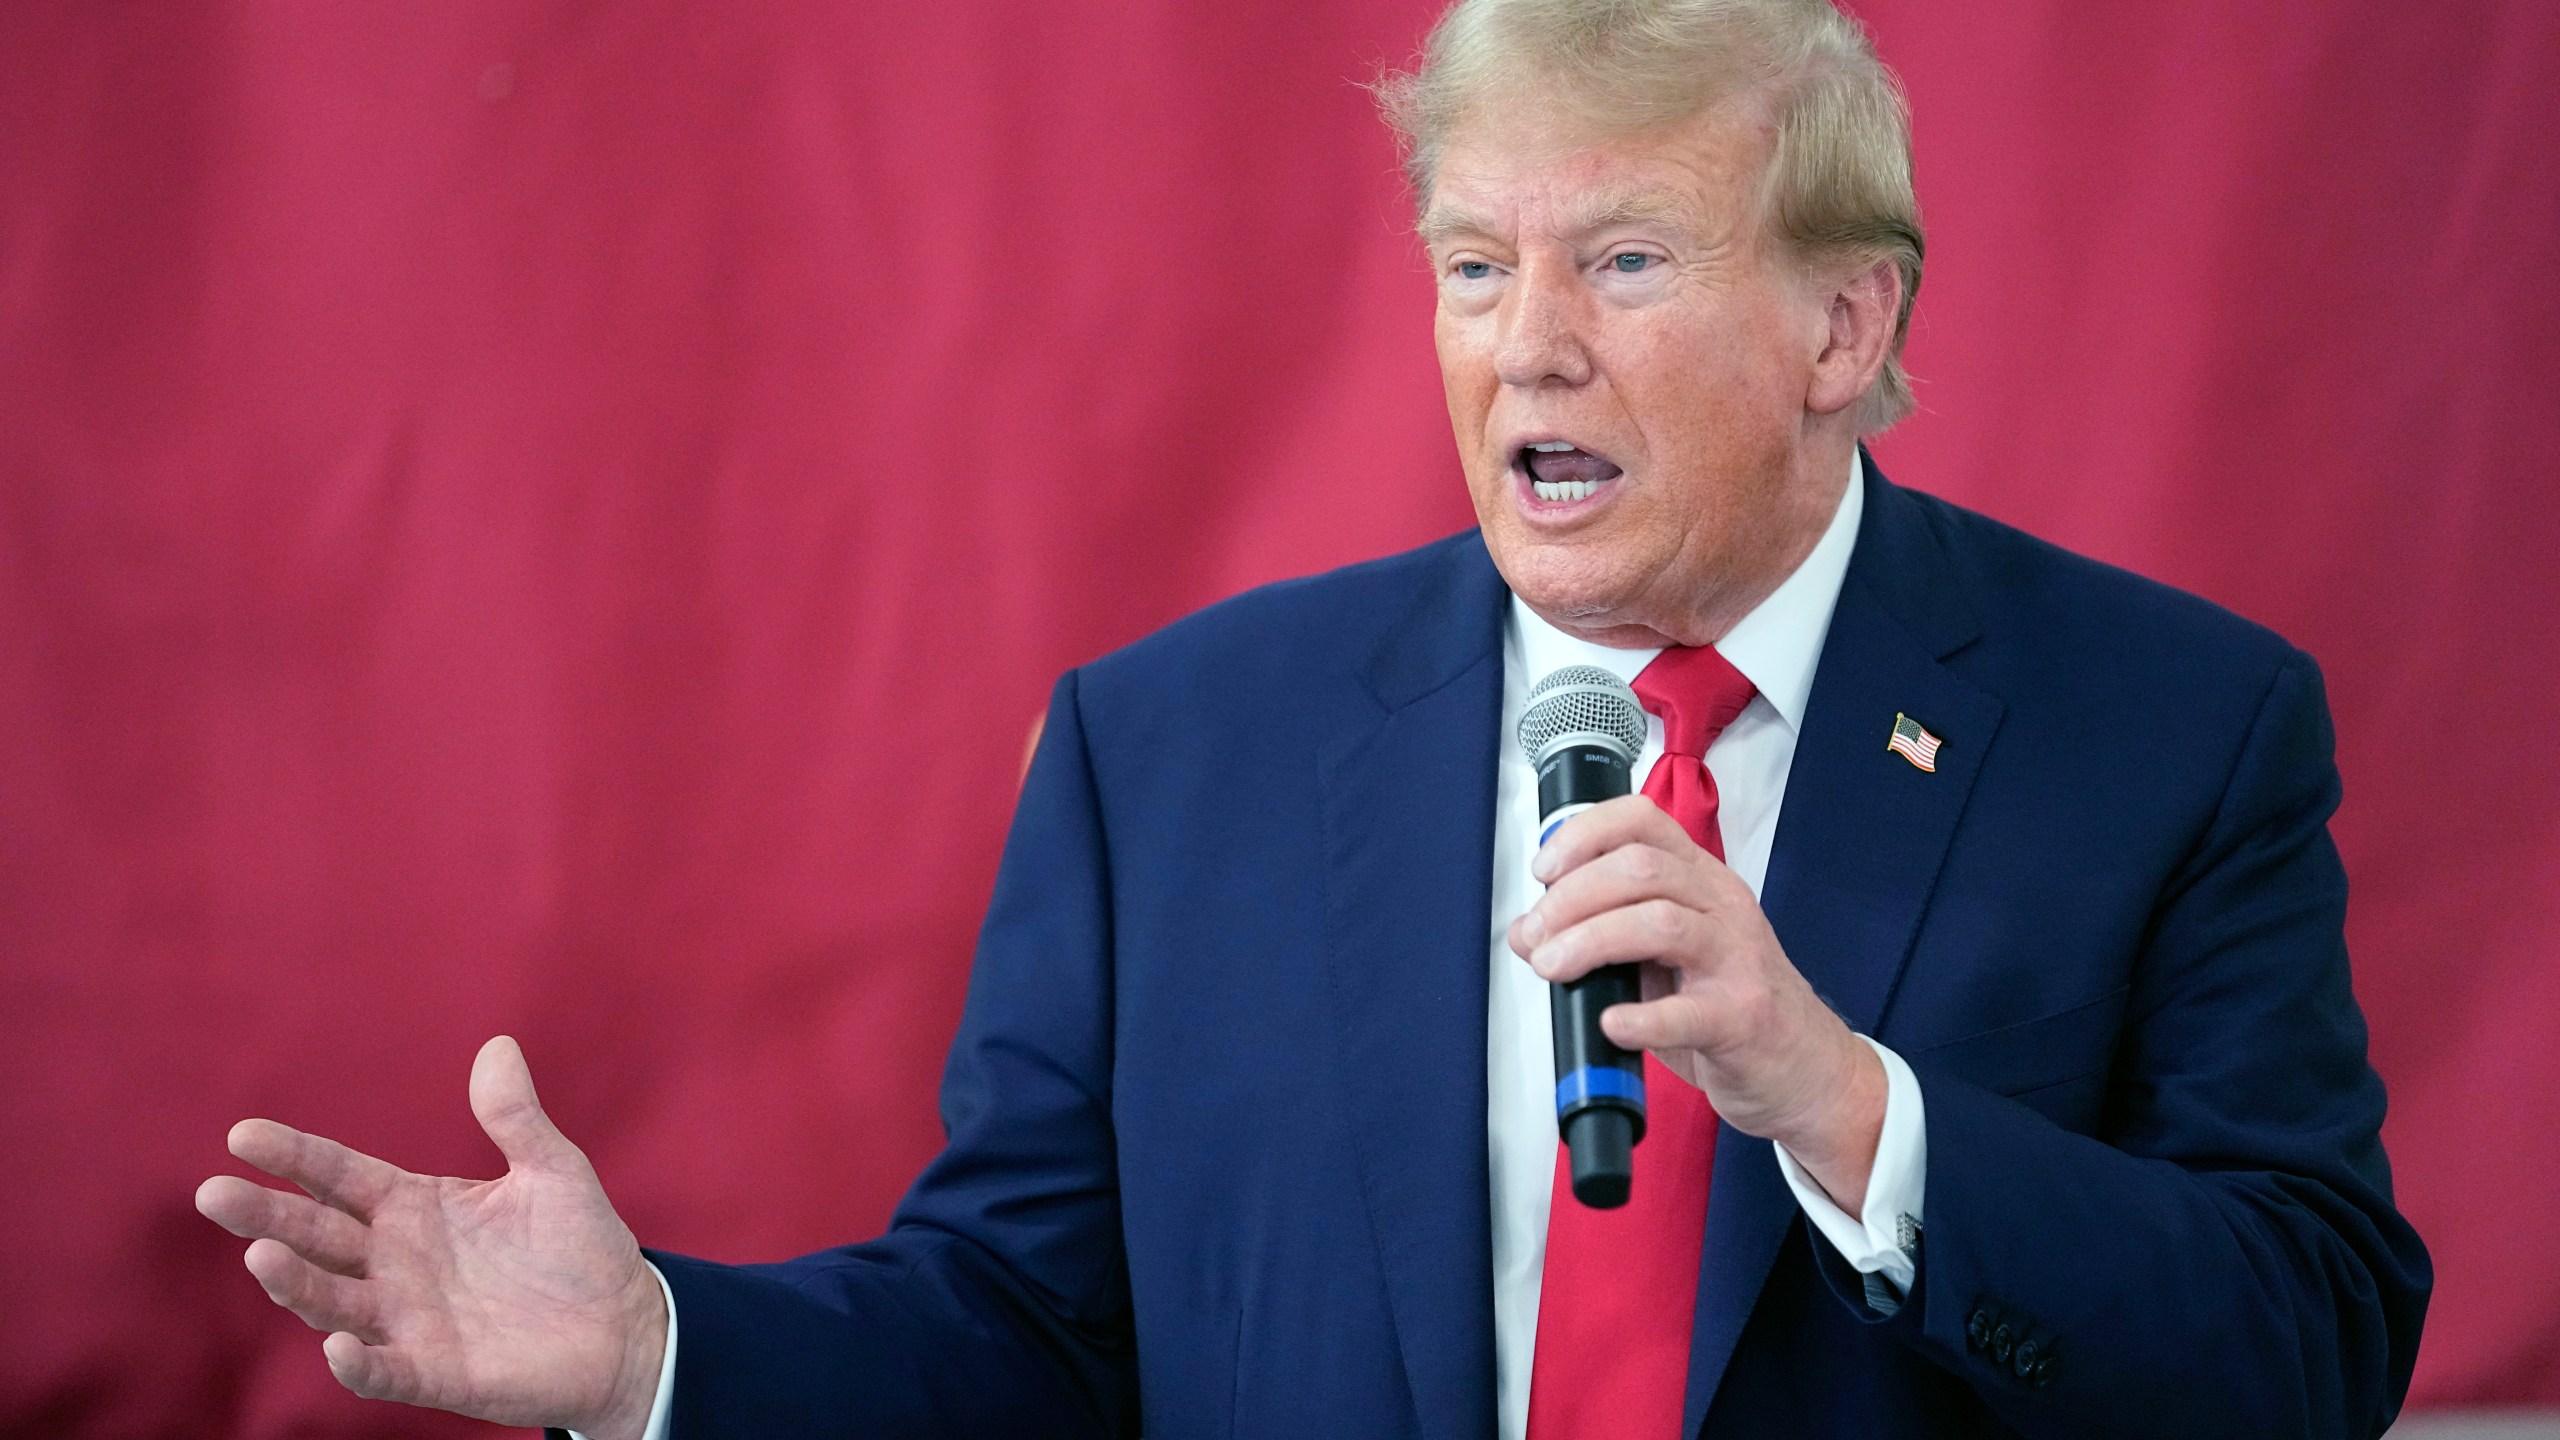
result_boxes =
[1317,535,1509,1440]
[1682,464,2007,1434]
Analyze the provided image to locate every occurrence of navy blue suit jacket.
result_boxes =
[647,464,2429,1438]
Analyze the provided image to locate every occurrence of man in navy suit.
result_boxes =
[198,0,2430,1435]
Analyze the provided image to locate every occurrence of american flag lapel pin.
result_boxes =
[1887,713,1943,772]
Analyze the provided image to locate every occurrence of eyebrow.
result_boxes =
[1418,187,1703,249]
[1417,206,1495,249]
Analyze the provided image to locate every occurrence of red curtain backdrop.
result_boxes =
[3,1,2553,1432]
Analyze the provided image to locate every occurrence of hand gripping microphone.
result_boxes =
[1516,665,1652,1209]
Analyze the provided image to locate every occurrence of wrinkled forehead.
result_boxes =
[1418,98,1777,247]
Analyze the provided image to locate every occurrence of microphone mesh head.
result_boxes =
[1517,665,1646,765]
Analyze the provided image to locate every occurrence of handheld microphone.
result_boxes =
[1516,665,1651,1209]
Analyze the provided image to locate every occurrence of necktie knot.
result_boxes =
[1631,644,1757,760]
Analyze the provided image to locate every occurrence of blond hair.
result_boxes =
[1377,0,1925,432]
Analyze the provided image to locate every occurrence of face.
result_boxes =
[1425,96,1855,647]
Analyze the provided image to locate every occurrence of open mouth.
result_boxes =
[1517,440,1625,504]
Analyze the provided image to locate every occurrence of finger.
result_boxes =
[1527,898,1713,985]
[228,1119,403,1219]
[196,1175,371,1275]
[244,1236,381,1339]
[1601,990,1746,1057]
[1514,839,1728,957]
[470,1035,588,1177]
[1532,793,1692,884]
[323,1330,427,1404]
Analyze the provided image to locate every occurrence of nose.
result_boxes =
[1494,254,1595,389]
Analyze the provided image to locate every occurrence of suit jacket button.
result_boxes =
[2030,1354,2056,1390]
[1988,1323,2015,1364]
[1967,1309,1992,1350]
[2011,1338,2040,1378]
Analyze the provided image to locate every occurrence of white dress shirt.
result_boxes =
[1486,457,1926,1440]
[609,456,1923,1440]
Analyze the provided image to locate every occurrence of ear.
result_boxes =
[1805,257,1902,419]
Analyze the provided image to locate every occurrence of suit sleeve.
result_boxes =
[1808,649,2431,1439]
[644,669,1140,1439]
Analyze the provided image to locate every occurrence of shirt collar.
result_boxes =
[1508,450,1864,735]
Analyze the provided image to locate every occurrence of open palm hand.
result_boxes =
[196,1037,667,1440]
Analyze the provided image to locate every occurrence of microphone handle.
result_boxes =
[1553,964,1645,1208]
[1533,742,1648,1209]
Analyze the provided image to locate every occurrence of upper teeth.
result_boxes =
[1528,441,1577,452]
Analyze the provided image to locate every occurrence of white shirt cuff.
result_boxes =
[568,1259,677,1440]
[1774,1035,1925,1304]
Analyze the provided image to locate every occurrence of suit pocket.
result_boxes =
[1910,984,2131,1099]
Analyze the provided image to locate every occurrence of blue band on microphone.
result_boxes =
[1555,1065,1646,1117]
[1537,802,1596,848]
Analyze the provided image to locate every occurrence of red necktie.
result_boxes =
[1525,645,1758,1440]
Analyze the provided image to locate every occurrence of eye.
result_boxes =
[1455,260,1494,281]
[1608,252,1655,274]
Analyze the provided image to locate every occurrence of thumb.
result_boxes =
[469,1035,587,1177]
[1600,996,1696,1054]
